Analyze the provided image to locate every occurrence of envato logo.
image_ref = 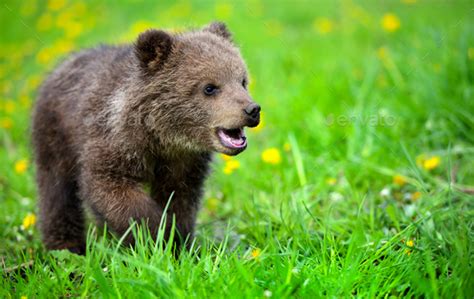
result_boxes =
[325,113,398,127]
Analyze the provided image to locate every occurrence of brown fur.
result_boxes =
[32,22,260,254]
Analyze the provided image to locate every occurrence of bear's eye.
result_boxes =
[242,78,247,89]
[203,84,218,96]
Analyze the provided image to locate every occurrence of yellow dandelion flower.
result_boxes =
[21,296,27,299]
[411,191,421,201]
[64,21,83,39]
[251,112,264,132]
[55,10,74,28]
[47,0,66,11]
[15,159,29,174]
[468,48,474,60]
[423,156,441,171]
[283,142,291,152]
[221,154,232,162]
[381,13,400,32]
[52,39,74,54]
[214,3,233,20]
[393,174,407,186]
[36,47,53,65]
[223,159,240,175]
[313,17,334,35]
[326,177,337,186]
[22,213,36,230]
[0,118,13,129]
[36,14,53,31]
[405,239,415,255]
[251,248,261,259]
[261,148,281,165]
[4,100,15,114]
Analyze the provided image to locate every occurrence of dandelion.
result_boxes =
[4,100,15,114]
[381,13,400,32]
[404,239,415,255]
[64,21,84,39]
[326,177,337,186]
[22,213,36,230]
[47,0,66,11]
[0,118,13,129]
[423,156,441,171]
[15,159,29,174]
[36,14,53,31]
[52,39,75,54]
[220,154,232,161]
[393,174,407,186]
[411,191,421,201]
[261,148,281,165]
[313,17,334,35]
[416,154,441,171]
[36,47,53,65]
[251,248,261,259]
[223,159,240,175]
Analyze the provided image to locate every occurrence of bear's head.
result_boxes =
[134,22,260,156]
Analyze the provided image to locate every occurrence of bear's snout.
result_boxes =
[244,102,261,127]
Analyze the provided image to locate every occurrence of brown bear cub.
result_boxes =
[32,22,260,254]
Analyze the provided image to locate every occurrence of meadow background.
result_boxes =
[1,0,473,297]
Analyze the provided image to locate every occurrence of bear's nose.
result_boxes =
[244,103,261,119]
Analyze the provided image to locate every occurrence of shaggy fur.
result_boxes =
[32,22,260,254]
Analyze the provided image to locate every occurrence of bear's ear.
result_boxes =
[135,29,173,70]
[203,21,232,41]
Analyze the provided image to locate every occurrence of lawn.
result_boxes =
[1,0,473,297]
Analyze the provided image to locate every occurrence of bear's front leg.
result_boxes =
[150,185,201,249]
[79,169,166,245]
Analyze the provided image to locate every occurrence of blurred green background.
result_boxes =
[1,0,473,297]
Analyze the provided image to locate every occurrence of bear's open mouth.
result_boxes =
[217,127,247,149]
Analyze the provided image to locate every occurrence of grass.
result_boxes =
[1,0,473,297]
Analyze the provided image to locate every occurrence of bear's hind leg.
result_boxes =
[37,169,86,254]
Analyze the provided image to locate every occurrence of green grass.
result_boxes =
[1,0,473,297]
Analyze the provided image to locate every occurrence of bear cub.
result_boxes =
[32,22,260,254]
